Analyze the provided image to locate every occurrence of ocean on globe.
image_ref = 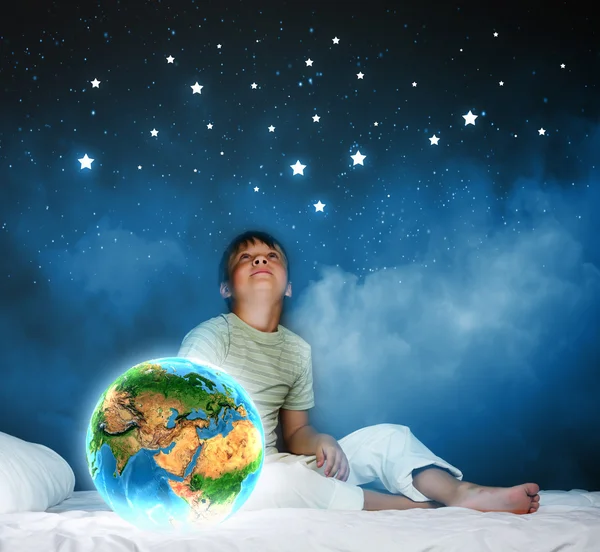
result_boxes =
[85,357,265,532]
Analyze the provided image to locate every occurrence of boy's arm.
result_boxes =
[281,408,322,454]
[281,350,337,455]
[282,409,347,480]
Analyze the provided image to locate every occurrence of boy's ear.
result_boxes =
[220,282,231,298]
[285,281,292,298]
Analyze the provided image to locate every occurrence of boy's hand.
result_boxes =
[315,434,350,482]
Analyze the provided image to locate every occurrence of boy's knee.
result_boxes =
[376,423,411,435]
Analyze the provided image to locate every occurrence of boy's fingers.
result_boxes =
[316,448,325,467]
[335,461,349,480]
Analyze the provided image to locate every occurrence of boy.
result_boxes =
[177,230,541,514]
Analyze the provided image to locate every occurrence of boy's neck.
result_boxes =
[232,301,283,333]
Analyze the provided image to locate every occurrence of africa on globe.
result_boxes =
[85,357,265,532]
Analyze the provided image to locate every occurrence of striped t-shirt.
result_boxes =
[177,312,315,455]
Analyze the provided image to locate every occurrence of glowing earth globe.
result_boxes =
[85,357,264,532]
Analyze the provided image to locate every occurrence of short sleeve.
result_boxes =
[282,350,315,410]
[177,319,228,368]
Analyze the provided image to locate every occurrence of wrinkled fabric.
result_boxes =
[239,423,463,511]
[0,490,597,552]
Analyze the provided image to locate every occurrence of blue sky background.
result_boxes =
[1,1,598,492]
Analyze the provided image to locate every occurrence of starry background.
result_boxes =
[1,1,599,495]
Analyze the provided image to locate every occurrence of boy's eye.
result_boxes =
[240,252,278,259]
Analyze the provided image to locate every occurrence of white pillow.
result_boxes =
[0,431,75,513]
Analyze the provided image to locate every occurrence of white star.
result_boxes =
[305,58,313,66]
[351,150,366,165]
[499,81,504,86]
[332,37,340,44]
[412,82,417,87]
[314,200,326,212]
[78,154,94,169]
[538,128,546,135]
[560,63,566,69]
[251,82,258,89]
[166,56,174,63]
[151,129,159,137]
[357,72,364,79]
[191,82,203,94]
[463,110,478,126]
[268,125,275,132]
[217,44,222,49]
[207,123,213,129]
[290,160,306,175]
[312,114,320,122]
[374,122,379,126]
[254,186,259,192]
[137,165,142,170]
[493,32,499,37]
[429,135,440,145]
[91,79,101,88]
[220,151,224,155]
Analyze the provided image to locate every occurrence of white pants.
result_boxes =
[239,423,463,512]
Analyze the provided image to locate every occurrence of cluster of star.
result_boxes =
[80,32,560,213]
[81,37,354,213]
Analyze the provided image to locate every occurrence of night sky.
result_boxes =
[1,1,599,495]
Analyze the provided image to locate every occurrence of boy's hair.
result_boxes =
[218,230,291,312]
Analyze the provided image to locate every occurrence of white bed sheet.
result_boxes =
[0,489,599,552]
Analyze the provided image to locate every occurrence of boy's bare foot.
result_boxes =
[450,482,541,514]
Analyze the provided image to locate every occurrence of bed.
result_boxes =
[1,432,599,552]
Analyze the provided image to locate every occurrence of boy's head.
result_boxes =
[218,230,292,312]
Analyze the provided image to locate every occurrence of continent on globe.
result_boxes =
[85,358,265,531]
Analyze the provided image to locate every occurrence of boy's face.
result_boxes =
[220,240,292,304]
